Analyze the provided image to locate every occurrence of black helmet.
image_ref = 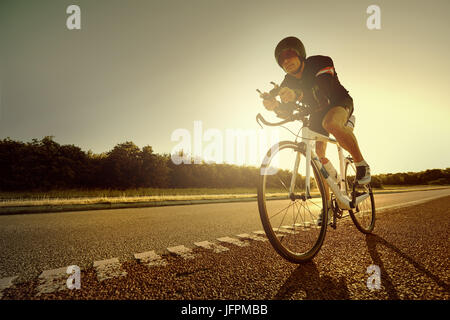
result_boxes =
[275,36,306,67]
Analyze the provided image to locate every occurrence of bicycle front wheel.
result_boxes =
[257,141,328,263]
[344,159,375,233]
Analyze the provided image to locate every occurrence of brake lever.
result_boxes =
[256,82,281,99]
[268,82,280,98]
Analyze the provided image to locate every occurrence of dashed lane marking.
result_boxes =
[194,241,229,253]
[254,229,289,237]
[93,258,127,282]
[167,245,196,259]
[294,222,311,227]
[134,251,167,267]
[216,236,249,247]
[252,230,267,236]
[0,276,18,298]
[236,233,267,242]
[36,267,68,296]
[272,227,295,234]
[283,223,320,230]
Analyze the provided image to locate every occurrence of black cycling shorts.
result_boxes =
[309,96,354,137]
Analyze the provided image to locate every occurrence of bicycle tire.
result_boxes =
[257,141,328,263]
[344,159,376,233]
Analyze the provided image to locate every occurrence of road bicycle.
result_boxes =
[256,83,375,263]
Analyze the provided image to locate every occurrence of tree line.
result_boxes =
[0,137,448,191]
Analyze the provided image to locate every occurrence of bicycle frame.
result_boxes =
[289,126,369,210]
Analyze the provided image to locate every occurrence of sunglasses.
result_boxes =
[278,49,299,65]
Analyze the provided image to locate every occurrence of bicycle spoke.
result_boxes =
[276,204,291,237]
[293,200,307,227]
[305,198,320,223]
[268,201,296,220]
[277,177,289,192]
[308,199,322,209]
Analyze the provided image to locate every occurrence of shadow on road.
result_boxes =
[365,233,449,299]
[273,261,350,300]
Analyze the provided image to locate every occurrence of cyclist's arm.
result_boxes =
[273,78,298,119]
[313,57,349,107]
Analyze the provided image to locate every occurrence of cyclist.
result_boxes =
[262,36,371,223]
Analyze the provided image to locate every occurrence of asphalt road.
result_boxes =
[0,188,449,294]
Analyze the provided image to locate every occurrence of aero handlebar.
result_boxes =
[256,113,293,128]
[256,81,311,128]
[256,111,308,129]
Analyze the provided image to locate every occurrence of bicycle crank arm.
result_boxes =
[353,193,370,207]
[335,194,352,210]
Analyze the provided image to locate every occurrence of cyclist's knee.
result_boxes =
[322,116,346,134]
[323,118,340,133]
[323,107,348,133]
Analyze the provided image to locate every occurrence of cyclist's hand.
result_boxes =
[262,94,280,111]
[279,87,296,103]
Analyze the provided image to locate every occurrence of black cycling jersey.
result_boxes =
[276,55,353,136]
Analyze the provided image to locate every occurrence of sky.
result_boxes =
[1,0,449,174]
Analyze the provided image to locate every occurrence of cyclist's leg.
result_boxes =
[322,106,364,163]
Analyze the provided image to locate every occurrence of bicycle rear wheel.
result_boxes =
[257,141,328,263]
[344,159,375,233]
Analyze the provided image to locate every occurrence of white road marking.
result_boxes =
[167,245,195,259]
[273,227,295,234]
[294,222,312,228]
[194,241,229,253]
[0,276,17,298]
[93,258,127,282]
[252,230,267,236]
[36,267,69,296]
[216,236,249,247]
[134,251,167,267]
[376,195,450,212]
[236,233,267,242]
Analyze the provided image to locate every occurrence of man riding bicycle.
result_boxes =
[262,36,371,222]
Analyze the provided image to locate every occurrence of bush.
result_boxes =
[370,176,383,189]
[427,178,448,185]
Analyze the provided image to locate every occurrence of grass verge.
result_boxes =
[0,185,448,215]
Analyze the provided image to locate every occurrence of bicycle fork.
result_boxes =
[289,150,305,201]
[289,143,311,201]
